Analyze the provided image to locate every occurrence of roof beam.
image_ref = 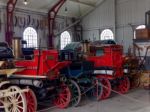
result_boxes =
[69,0,95,8]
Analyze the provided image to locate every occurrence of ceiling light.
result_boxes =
[23,0,28,5]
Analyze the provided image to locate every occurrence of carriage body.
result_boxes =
[10,49,72,109]
[86,43,130,99]
[87,45,124,79]
[15,50,70,79]
[59,49,94,79]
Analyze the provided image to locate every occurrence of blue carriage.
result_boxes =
[59,42,102,106]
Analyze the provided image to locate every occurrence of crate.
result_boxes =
[136,29,150,39]
[140,72,150,88]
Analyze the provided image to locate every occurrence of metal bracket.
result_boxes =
[48,0,66,48]
[6,0,18,46]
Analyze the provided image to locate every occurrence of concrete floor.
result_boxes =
[38,88,150,112]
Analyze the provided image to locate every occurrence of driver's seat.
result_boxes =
[0,42,14,60]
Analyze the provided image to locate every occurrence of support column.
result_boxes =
[6,0,17,46]
[48,0,66,48]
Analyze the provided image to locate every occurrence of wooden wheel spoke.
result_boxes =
[16,105,23,110]
[6,86,27,112]
[16,107,21,112]
[16,94,21,100]
[16,101,23,105]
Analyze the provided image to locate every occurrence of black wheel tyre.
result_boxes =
[69,80,81,107]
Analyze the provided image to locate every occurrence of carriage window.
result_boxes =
[96,49,104,56]
[101,29,114,40]
[134,25,146,39]
[61,31,71,49]
[23,27,38,48]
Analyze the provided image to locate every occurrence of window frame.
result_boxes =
[100,29,114,40]
[60,31,71,50]
[23,27,38,48]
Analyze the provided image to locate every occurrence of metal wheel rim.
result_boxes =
[25,88,37,112]
[100,78,111,100]
[54,83,71,109]
[91,79,103,101]
[69,80,81,107]
[118,76,130,94]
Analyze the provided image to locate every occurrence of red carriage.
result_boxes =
[9,49,72,111]
[87,42,130,100]
[0,40,131,111]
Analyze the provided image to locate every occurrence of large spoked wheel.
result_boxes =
[130,75,140,89]
[100,78,111,100]
[5,86,27,112]
[88,78,103,101]
[69,80,81,107]
[54,83,71,109]
[24,88,37,112]
[117,76,130,94]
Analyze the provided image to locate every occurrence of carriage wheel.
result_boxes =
[117,76,130,94]
[88,78,103,101]
[54,83,71,109]
[5,86,27,112]
[130,76,140,89]
[0,100,4,111]
[100,79,111,100]
[25,88,37,112]
[69,80,81,107]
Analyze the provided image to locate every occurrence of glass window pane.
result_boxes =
[61,31,71,49]
[101,29,114,40]
[23,27,37,48]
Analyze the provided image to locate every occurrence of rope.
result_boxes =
[100,83,150,106]
[37,80,150,112]
[37,84,97,112]
[37,79,150,112]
